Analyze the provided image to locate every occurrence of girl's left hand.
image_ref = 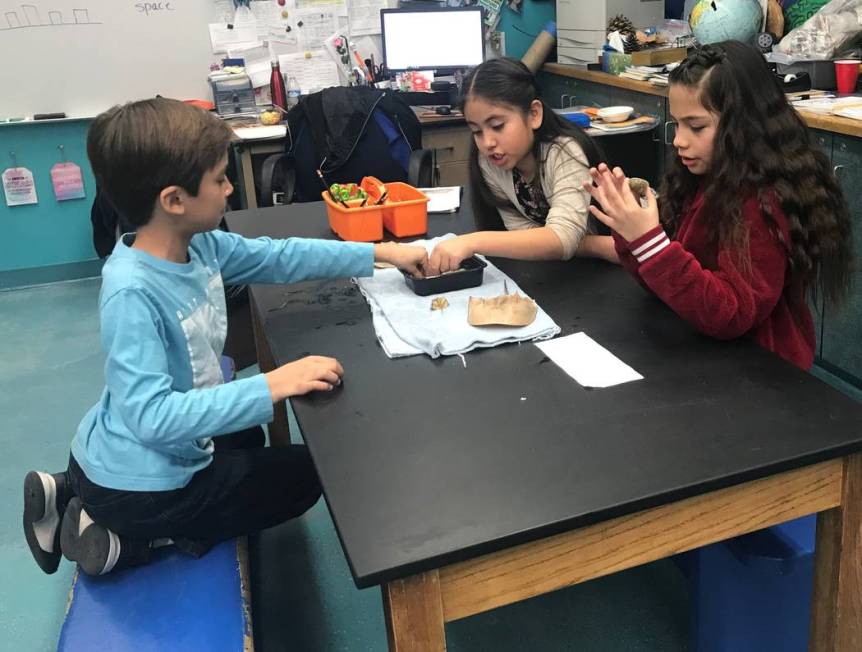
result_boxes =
[583,164,659,243]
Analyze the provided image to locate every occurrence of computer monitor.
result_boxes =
[381,7,484,73]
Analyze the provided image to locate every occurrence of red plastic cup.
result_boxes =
[834,60,860,94]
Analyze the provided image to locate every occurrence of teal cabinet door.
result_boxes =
[538,72,613,109]
[810,130,833,356]
[573,80,613,109]
[820,134,862,385]
[612,87,667,181]
[537,71,577,108]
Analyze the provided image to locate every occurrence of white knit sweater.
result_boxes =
[478,136,592,259]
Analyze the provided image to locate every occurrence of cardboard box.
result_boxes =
[630,46,687,66]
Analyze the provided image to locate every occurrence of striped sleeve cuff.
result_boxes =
[627,226,671,264]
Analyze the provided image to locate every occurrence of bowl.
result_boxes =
[597,106,634,123]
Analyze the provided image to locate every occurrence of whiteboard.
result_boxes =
[0,1,217,119]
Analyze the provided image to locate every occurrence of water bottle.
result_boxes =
[270,61,287,112]
[286,76,300,109]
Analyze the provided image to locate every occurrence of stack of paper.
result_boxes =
[418,186,461,213]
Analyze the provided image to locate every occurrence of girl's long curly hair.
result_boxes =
[457,57,604,231]
[662,41,852,304]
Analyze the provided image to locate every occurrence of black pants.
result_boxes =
[67,427,322,557]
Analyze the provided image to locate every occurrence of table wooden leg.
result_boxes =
[383,571,447,652]
[249,293,291,447]
[239,145,258,210]
[809,452,862,652]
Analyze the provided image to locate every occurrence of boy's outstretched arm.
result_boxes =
[211,231,426,284]
[373,242,427,277]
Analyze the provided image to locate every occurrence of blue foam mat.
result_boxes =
[58,539,249,651]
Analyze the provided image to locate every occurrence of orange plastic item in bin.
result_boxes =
[380,182,429,237]
[321,180,429,241]
[322,191,384,241]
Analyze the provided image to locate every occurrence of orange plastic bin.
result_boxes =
[322,181,429,241]
[322,192,384,242]
[380,182,429,237]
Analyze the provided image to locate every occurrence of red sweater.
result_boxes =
[612,190,815,370]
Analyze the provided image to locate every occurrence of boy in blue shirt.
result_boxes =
[22,97,427,576]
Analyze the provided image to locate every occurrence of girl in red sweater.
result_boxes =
[584,41,852,370]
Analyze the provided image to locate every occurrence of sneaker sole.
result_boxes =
[23,471,61,574]
[61,498,120,576]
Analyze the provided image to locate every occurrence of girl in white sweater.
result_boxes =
[426,57,618,275]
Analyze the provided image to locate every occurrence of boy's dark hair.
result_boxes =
[87,98,233,228]
[663,41,853,305]
[458,57,604,231]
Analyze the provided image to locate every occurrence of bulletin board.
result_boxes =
[0,1,218,119]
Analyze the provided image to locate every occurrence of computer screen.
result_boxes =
[381,7,484,73]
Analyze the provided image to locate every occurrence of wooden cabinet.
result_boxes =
[422,124,472,187]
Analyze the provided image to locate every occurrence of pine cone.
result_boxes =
[623,32,642,53]
[607,14,635,37]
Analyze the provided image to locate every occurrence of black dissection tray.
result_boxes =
[403,256,487,296]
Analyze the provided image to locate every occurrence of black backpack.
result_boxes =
[260,86,432,205]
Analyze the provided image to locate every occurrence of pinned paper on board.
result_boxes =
[2,166,38,207]
[294,8,338,50]
[347,0,387,36]
[278,49,340,94]
[51,162,86,201]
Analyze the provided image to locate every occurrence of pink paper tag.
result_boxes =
[51,162,86,201]
[2,167,38,206]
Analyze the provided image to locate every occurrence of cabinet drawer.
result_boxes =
[557,46,601,66]
[436,161,470,187]
[558,29,605,49]
[424,126,473,164]
[557,0,606,30]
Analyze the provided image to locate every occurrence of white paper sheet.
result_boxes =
[535,332,643,388]
[227,43,274,88]
[278,50,341,94]
[209,23,259,53]
[418,186,461,213]
[250,0,285,40]
[294,8,338,50]
[348,0,387,36]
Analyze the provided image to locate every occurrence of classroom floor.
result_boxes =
[20,276,862,650]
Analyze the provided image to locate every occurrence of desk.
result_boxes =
[224,197,862,651]
[229,112,472,210]
[229,125,287,211]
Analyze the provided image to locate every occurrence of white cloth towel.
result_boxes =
[355,235,561,358]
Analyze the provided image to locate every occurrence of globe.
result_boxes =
[689,0,763,45]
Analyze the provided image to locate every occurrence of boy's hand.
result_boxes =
[265,356,344,402]
[425,235,475,277]
[583,163,659,243]
[374,242,428,277]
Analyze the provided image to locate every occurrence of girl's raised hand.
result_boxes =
[583,163,659,243]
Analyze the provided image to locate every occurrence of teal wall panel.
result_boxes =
[0,120,97,273]
[499,3,556,60]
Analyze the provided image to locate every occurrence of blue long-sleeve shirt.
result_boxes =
[71,229,373,491]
